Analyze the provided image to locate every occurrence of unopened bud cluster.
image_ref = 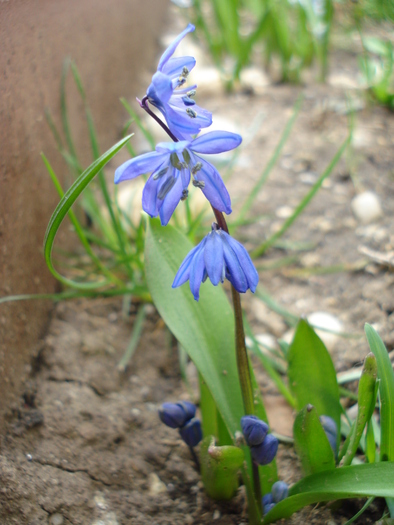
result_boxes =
[241,415,279,465]
[159,401,202,447]
[262,481,289,515]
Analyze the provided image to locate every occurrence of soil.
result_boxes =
[1,16,394,525]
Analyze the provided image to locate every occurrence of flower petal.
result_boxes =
[225,234,259,292]
[193,158,232,214]
[161,56,196,78]
[165,102,212,141]
[114,151,167,184]
[204,231,224,286]
[155,140,190,154]
[157,24,195,72]
[220,233,248,293]
[141,174,160,218]
[172,243,202,288]
[159,174,184,226]
[191,131,242,154]
[189,242,206,301]
[147,71,173,105]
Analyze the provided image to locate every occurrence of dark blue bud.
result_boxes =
[262,493,273,506]
[272,481,288,502]
[263,503,276,515]
[179,417,203,447]
[250,434,278,465]
[241,415,269,446]
[319,415,338,454]
[159,401,196,429]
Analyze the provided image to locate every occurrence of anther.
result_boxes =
[182,95,196,106]
[153,166,169,180]
[187,89,196,98]
[186,108,197,118]
[192,179,205,189]
[182,66,189,77]
[191,162,202,174]
[181,189,189,201]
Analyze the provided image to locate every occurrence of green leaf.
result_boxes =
[341,353,378,466]
[288,319,341,432]
[200,436,244,500]
[43,135,132,289]
[263,462,394,523]
[365,324,394,462]
[293,404,335,476]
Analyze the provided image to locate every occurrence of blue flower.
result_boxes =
[179,417,203,447]
[172,224,259,300]
[271,481,289,502]
[319,415,338,455]
[146,23,212,140]
[241,415,269,446]
[114,131,242,224]
[250,433,278,465]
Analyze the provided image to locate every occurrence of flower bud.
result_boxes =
[179,417,203,447]
[241,415,269,446]
[250,434,278,465]
[158,401,196,429]
[319,415,337,454]
[262,493,273,506]
[272,481,288,503]
[263,503,276,515]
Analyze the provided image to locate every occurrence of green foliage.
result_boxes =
[263,462,394,523]
[184,0,333,84]
[288,319,341,430]
[200,436,245,500]
[293,404,336,476]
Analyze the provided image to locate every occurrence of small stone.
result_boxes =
[148,473,167,495]
[351,191,383,224]
[213,509,221,519]
[276,206,293,219]
[307,312,343,350]
[49,514,64,525]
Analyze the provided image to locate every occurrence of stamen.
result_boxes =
[158,176,176,200]
[182,149,191,164]
[170,152,183,170]
[192,179,205,189]
[186,108,197,118]
[191,162,202,174]
[182,95,196,107]
[187,90,196,98]
[182,66,189,77]
[181,189,189,201]
[177,77,187,87]
[153,166,169,180]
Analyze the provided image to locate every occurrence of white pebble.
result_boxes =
[351,191,383,224]
[148,473,167,495]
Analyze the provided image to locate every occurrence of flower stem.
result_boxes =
[139,96,179,142]
[212,207,262,509]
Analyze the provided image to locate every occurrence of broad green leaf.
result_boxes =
[263,462,394,523]
[43,135,132,290]
[200,436,244,500]
[145,219,277,522]
[288,319,340,431]
[341,353,378,466]
[365,324,394,462]
[293,404,335,476]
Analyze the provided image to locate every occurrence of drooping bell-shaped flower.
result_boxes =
[172,223,259,301]
[250,433,278,465]
[146,23,212,140]
[241,415,269,446]
[114,131,242,224]
[179,417,203,447]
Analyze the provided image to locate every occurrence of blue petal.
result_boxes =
[191,131,242,154]
[157,24,195,71]
[148,72,173,105]
[155,140,190,154]
[172,243,202,288]
[159,174,183,226]
[220,233,248,293]
[225,234,259,292]
[141,174,160,218]
[165,102,212,141]
[114,151,167,184]
[189,242,206,301]
[204,231,224,286]
[161,56,196,78]
[193,158,232,214]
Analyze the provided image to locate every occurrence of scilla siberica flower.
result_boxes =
[146,23,212,140]
[172,223,259,300]
[114,131,241,225]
